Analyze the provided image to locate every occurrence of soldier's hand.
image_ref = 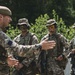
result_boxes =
[55,55,63,61]
[7,55,19,67]
[71,49,75,53]
[40,40,56,50]
[15,62,23,70]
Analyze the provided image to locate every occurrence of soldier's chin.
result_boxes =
[22,30,27,32]
[50,31,55,33]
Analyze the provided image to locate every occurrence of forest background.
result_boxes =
[0,0,75,41]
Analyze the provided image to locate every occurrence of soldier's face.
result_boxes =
[0,14,12,28]
[19,25,28,32]
[47,25,56,33]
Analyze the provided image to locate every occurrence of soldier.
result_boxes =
[12,18,39,75]
[39,19,69,75]
[68,23,75,75]
[0,6,56,69]
[0,6,19,75]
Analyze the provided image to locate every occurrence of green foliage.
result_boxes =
[7,10,75,41]
[30,14,49,41]
[68,26,75,40]
[52,10,69,38]
[6,25,20,39]
[30,10,75,41]
[52,10,75,40]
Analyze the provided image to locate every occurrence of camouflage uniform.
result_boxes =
[68,24,75,75]
[0,44,10,75]
[39,19,68,75]
[12,18,39,75]
[0,30,10,75]
[0,23,42,75]
[0,28,42,75]
[0,6,12,75]
[0,7,42,58]
[12,31,39,75]
[69,37,75,75]
[0,27,42,59]
[0,6,55,75]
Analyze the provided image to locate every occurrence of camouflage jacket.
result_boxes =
[0,29,10,74]
[68,36,75,64]
[0,28,41,65]
[69,36,75,49]
[39,33,69,74]
[12,32,39,66]
[12,32,40,74]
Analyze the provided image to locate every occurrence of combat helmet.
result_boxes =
[46,19,57,28]
[0,6,12,16]
[17,18,30,29]
[72,23,75,28]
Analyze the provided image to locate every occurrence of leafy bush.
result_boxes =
[30,14,49,41]
[6,10,75,41]
[6,25,20,39]
[30,10,75,41]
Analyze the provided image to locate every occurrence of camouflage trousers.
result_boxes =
[46,57,64,75]
[40,66,64,75]
[49,70,64,75]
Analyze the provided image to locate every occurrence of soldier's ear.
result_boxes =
[0,14,4,18]
[0,14,3,21]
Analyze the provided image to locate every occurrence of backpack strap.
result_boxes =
[29,33,34,45]
[55,33,68,69]
[55,33,63,56]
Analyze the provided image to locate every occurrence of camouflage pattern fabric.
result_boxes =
[0,64,10,75]
[12,32,39,75]
[69,36,75,49]
[0,28,42,75]
[0,29,10,75]
[39,33,68,75]
[0,28,41,57]
[13,32,39,57]
[69,36,75,75]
